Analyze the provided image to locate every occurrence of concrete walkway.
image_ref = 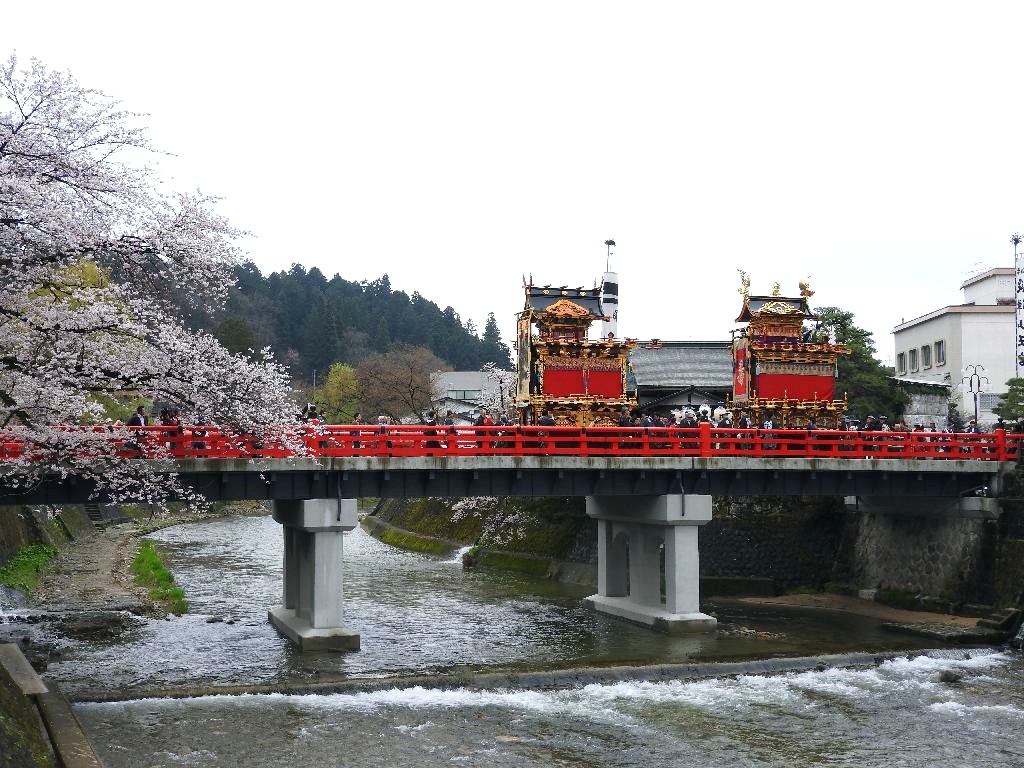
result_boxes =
[740,594,978,627]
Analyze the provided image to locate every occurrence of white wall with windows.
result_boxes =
[961,267,1014,306]
[893,269,1016,426]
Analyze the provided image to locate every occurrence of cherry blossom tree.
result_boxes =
[0,54,298,505]
[479,362,516,419]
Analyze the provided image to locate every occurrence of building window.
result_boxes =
[921,345,932,368]
[897,352,906,375]
[909,348,919,372]
[447,389,482,401]
[980,392,1002,411]
[935,340,945,366]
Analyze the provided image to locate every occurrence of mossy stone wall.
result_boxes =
[0,662,54,768]
[702,497,850,590]
[0,506,93,567]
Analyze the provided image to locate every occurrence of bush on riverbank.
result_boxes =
[131,541,188,614]
[0,544,58,594]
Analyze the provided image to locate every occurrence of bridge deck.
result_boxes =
[7,455,1006,504]
[1,425,1016,503]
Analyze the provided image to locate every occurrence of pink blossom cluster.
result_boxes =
[0,55,299,508]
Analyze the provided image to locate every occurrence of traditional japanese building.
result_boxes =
[515,281,636,425]
[730,275,850,428]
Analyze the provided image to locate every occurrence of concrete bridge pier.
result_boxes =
[268,498,360,651]
[584,494,717,633]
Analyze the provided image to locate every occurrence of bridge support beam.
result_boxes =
[269,498,360,651]
[584,494,717,633]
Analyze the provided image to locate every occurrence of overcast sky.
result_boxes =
[6,2,1024,365]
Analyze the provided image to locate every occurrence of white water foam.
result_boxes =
[445,546,473,564]
[80,650,1014,729]
[929,701,1024,718]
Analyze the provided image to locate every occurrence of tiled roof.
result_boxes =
[433,371,495,392]
[525,285,604,317]
[629,342,733,389]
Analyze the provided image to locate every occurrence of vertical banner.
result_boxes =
[516,314,532,402]
[733,341,749,400]
[1018,252,1024,377]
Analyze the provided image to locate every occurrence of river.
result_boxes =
[43,515,1024,766]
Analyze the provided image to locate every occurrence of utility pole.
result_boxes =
[962,363,989,423]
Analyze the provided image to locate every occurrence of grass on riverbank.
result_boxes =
[131,540,188,615]
[0,544,58,595]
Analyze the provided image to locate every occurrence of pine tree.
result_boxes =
[993,378,1024,427]
[814,307,909,421]
[481,312,513,369]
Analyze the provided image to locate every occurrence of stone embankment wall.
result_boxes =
[0,506,93,567]
[0,661,54,768]
[372,491,1023,611]
[702,497,850,590]
[852,512,994,604]
[371,495,852,592]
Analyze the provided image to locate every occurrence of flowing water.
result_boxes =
[40,514,1024,766]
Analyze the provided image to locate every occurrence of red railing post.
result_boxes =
[995,428,1008,462]
[699,421,712,457]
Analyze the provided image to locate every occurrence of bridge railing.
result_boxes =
[2,424,1021,461]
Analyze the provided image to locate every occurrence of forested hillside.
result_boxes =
[190,262,513,380]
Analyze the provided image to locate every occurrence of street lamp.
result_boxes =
[1014,233,1024,378]
[962,363,989,423]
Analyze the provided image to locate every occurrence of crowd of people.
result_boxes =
[121,399,1011,438]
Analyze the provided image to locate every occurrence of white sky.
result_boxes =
[6,2,1024,365]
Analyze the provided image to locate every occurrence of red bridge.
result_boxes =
[3,423,1015,649]
[2,423,1020,462]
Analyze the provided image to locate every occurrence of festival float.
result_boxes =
[729,273,850,428]
[514,280,636,425]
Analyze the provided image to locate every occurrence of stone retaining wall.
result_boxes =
[0,506,93,567]
[702,497,850,590]
[853,512,992,601]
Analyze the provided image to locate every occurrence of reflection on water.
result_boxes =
[75,650,1024,768]
[48,515,961,697]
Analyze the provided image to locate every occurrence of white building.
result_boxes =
[892,267,1015,425]
[429,370,513,424]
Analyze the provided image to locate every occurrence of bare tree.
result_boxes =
[356,344,449,423]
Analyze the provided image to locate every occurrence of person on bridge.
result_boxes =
[127,406,147,427]
[424,410,441,452]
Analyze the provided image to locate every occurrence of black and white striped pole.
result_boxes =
[602,239,618,339]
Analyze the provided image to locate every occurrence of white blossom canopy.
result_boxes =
[0,54,298,504]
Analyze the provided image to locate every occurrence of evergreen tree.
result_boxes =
[372,316,391,351]
[179,262,515,373]
[302,295,341,379]
[814,306,909,421]
[993,378,1024,426]
[481,312,513,369]
[213,317,257,357]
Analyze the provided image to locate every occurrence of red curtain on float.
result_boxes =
[543,369,586,397]
[587,369,623,397]
[756,374,835,401]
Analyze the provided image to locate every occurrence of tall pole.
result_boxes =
[602,239,619,339]
[1014,233,1023,378]
[963,363,989,424]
